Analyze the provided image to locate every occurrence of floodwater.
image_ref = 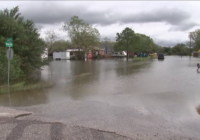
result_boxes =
[1,56,200,138]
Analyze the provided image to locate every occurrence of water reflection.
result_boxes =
[1,56,200,139]
[115,60,152,76]
[0,56,200,119]
[0,89,48,107]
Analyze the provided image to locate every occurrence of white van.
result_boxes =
[112,51,127,57]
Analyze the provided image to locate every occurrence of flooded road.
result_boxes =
[1,56,200,139]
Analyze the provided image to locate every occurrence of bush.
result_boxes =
[0,50,24,85]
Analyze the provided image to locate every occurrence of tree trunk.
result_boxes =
[126,51,128,60]
[126,43,129,61]
[189,35,192,58]
[84,46,87,60]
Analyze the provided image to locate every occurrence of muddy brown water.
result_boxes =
[1,56,200,113]
[0,56,200,138]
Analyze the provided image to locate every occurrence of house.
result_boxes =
[87,47,104,59]
[41,48,48,59]
[53,47,83,60]
[67,47,83,59]
[193,51,200,57]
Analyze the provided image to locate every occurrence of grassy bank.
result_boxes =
[197,105,200,115]
[132,56,157,61]
[0,81,54,94]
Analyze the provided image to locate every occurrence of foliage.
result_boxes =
[0,81,53,94]
[135,33,158,53]
[0,51,24,84]
[189,29,200,51]
[101,37,114,54]
[115,27,137,60]
[92,55,101,59]
[44,29,58,54]
[158,43,190,56]
[163,47,172,55]
[114,27,159,59]
[48,40,72,53]
[171,43,189,55]
[62,16,100,59]
[0,6,47,84]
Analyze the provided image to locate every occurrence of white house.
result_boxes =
[53,48,83,60]
[41,48,48,59]
[53,51,67,59]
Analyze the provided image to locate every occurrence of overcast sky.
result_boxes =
[1,1,200,47]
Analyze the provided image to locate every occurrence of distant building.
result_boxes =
[87,47,104,59]
[193,51,200,57]
[41,48,48,59]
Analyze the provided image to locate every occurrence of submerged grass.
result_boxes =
[196,105,200,115]
[0,81,54,94]
[133,56,157,61]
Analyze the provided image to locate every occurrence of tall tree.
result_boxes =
[45,29,58,56]
[189,29,200,51]
[134,33,158,54]
[48,40,72,53]
[62,16,100,59]
[115,27,136,60]
[102,37,111,54]
[163,47,172,55]
[172,43,189,55]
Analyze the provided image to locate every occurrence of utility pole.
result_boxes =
[6,37,13,107]
[189,33,192,58]
[104,37,108,54]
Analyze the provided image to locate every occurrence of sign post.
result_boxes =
[6,37,13,106]
[7,48,13,87]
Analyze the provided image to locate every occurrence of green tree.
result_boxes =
[45,29,58,56]
[137,34,159,54]
[163,47,172,55]
[189,29,200,51]
[49,40,72,53]
[115,27,136,60]
[134,33,157,53]
[171,43,189,55]
[0,6,47,84]
[101,37,112,54]
[62,16,100,59]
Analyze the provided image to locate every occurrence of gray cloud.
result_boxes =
[168,22,199,31]
[154,38,182,47]
[19,2,196,31]
[20,2,84,24]
[2,1,199,48]
[120,8,190,25]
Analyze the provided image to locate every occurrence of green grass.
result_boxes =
[0,81,54,94]
[133,56,157,61]
[197,105,200,115]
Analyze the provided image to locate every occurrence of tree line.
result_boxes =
[1,6,200,84]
